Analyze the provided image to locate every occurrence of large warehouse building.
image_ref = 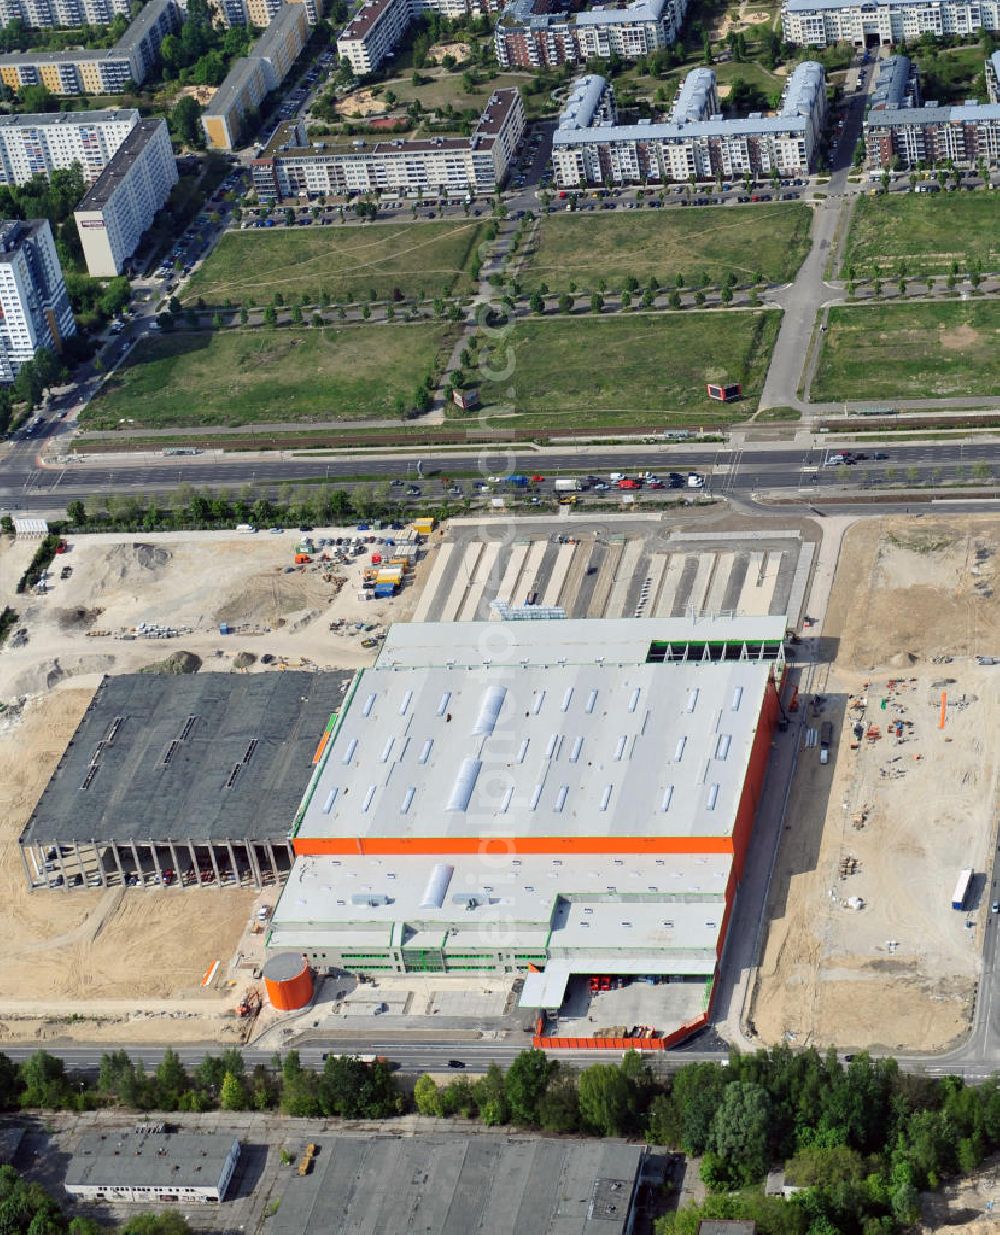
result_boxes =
[19,671,351,891]
[267,615,785,1041]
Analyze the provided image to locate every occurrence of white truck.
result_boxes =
[235,523,257,534]
[554,479,582,492]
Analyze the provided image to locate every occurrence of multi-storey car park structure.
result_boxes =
[265,615,785,1045]
[551,62,826,186]
[494,0,686,69]
[18,671,352,893]
[863,53,1000,167]
[201,0,309,149]
[336,0,500,75]
[74,116,177,276]
[0,0,179,95]
[251,87,525,199]
[781,0,1000,47]
[0,218,74,380]
[0,107,138,186]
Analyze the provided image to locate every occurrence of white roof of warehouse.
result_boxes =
[297,658,772,843]
[269,851,731,973]
[377,614,786,670]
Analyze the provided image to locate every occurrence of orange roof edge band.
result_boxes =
[292,836,735,857]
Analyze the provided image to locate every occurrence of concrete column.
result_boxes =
[189,840,202,886]
[265,843,279,885]
[246,841,262,890]
[92,841,107,887]
[130,841,142,888]
[168,841,180,885]
[72,841,85,889]
[112,844,126,887]
[285,841,295,879]
[150,844,164,887]
[225,841,237,886]
[208,843,222,889]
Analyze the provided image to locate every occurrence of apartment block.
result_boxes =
[336,0,498,75]
[0,0,180,95]
[863,52,1000,166]
[781,0,1000,47]
[252,87,525,199]
[202,2,308,149]
[865,104,1000,167]
[0,218,75,382]
[0,107,138,186]
[552,61,826,186]
[0,0,129,29]
[74,117,177,276]
[211,0,323,26]
[494,0,686,69]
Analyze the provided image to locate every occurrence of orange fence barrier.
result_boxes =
[532,1012,709,1053]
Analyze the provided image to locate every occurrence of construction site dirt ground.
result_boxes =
[0,526,430,1043]
[752,516,1000,1053]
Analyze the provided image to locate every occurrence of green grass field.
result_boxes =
[182,220,486,307]
[480,310,780,426]
[844,193,1000,277]
[519,205,812,294]
[384,69,534,114]
[82,325,455,429]
[812,301,1000,401]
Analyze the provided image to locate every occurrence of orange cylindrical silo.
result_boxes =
[263,953,313,1011]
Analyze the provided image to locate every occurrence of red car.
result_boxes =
[530,474,545,484]
[618,478,641,489]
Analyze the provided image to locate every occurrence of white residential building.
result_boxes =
[494,0,686,68]
[252,87,525,199]
[336,0,500,74]
[74,117,177,276]
[0,218,75,381]
[781,0,1000,47]
[552,62,826,186]
[0,108,138,187]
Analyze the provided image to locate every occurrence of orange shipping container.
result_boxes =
[294,553,312,564]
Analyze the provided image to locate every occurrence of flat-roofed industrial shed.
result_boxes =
[267,1134,648,1235]
[20,670,350,892]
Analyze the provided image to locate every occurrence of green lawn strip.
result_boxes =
[471,310,780,426]
[182,219,486,307]
[812,301,1000,401]
[844,194,1000,278]
[82,325,457,429]
[519,205,811,295]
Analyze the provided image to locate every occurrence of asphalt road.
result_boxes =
[4,433,1000,516]
[0,1038,725,1077]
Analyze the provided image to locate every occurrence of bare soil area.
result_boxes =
[0,686,252,1039]
[752,516,1000,1052]
[0,526,423,699]
[0,525,429,1041]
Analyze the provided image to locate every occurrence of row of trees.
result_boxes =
[63,479,445,532]
[1,1047,403,1120]
[8,1044,1000,1231]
